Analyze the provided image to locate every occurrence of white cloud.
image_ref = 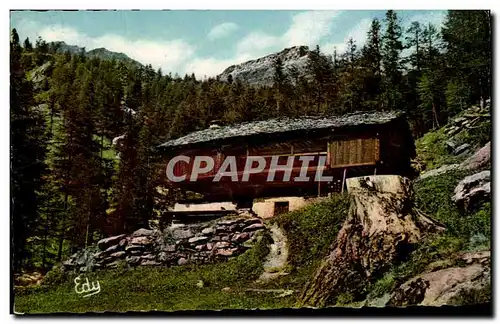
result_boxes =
[207,22,239,40]
[283,10,341,47]
[322,18,372,55]
[236,32,280,55]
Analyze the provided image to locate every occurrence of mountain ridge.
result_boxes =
[50,41,143,67]
[50,41,314,84]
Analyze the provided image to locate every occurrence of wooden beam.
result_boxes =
[341,168,347,194]
[331,161,377,169]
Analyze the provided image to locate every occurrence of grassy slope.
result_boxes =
[15,196,350,313]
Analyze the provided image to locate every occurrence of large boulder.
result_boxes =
[242,223,265,232]
[218,219,241,226]
[104,244,121,253]
[188,236,209,245]
[389,262,490,306]
[452,171,491,211]
[216,248,238,257]
[232,232,250,243]
[201,227,215,235]
[461,142,491,170]
[418,142,491,182]
[130,236,152,246]
[126,255,141,265]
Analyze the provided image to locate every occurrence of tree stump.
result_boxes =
[298,175,444,307]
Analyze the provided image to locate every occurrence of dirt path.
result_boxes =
[256,223,289,283]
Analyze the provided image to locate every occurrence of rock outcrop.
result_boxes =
[442,105,490,138]
[62,216,266,272]
[462,141,491,171]
[418,163,461,181]
[29,61,52,90]
[388,251,490,307]
[417,141,491,181]
[452,171,491,211]
[218,46,312,86]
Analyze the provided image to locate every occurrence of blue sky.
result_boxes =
[10,10,447,78]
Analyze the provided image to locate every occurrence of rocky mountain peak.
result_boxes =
[218,45,312,87]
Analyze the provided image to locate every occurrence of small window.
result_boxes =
[274,201,289,215]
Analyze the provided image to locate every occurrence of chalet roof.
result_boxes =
[158,110,406,149]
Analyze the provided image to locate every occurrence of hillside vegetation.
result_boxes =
[15,196,351,313]
[15,160,491,312]
[11,9,491,313]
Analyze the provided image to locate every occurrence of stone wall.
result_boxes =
[62,216,266,272]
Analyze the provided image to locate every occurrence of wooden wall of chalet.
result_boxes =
[328,137,380,169]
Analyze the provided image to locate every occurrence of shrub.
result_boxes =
[42,265,67,287]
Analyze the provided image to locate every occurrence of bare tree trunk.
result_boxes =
[299,175,444,307]
[57,192,68,262]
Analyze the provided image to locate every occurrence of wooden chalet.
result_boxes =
[157,111,416,204]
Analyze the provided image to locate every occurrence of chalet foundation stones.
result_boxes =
[61,216,266,273]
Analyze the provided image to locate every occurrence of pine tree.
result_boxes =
[416,23,446,130]
[336,38,365,114]
[405,21,423,71]
[306,45,335,113]
[10,29,48,270]
[23,37,33,51]
[272,57,291,115]
[442,10,491,112]
[112,78,145,233]
[361,18,383,110]
[381,10,404,110]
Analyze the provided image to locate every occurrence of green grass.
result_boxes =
[415,127,457,170]
[413,169,491,241]
[16,167,492,312]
